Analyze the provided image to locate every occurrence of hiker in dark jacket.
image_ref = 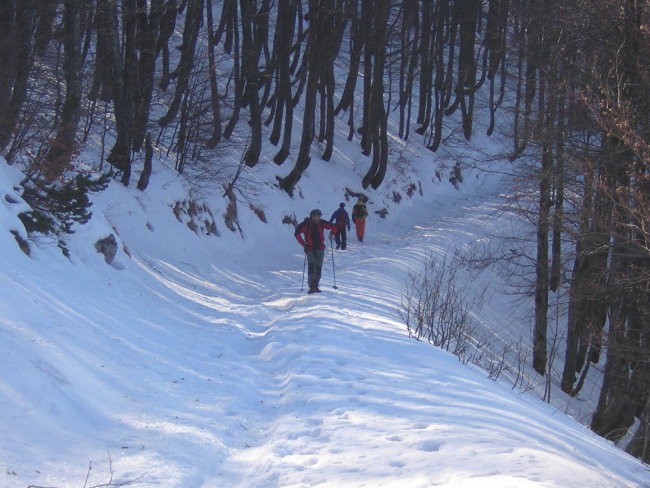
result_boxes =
[294,209,336,293]
[329,203,351,250]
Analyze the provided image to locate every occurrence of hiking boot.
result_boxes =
[315,287,322,293]
[308,287,317,294]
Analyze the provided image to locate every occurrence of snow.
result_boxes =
[1,141,648,488]
[3,53,650,487]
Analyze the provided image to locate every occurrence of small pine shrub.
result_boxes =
[18,173,110,241]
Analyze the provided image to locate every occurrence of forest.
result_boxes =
[0,0,648,462]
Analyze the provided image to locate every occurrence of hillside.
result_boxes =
[1,124,649,486]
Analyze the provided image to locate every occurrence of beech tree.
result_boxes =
[43,0,84,181]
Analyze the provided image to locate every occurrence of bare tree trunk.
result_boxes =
[270,0,298,165]
[361,0,389,189]
[205,0,222,148]
[428,0,451,151]
[359,0,372,155]
[156,0,178,91]
[223,0,242,139]
[561,167,608,394]
[549,93,565,292]
[132,0,163,152]
[0,0,35,152]
[241,0,271,167]
[277,53,317,195]
[137,133,153,190]
[334,1,361,116]
[626,392,650,462]
[277,0,323,195]
[511,0,531,159]
[158,0,203,127]
[268,0,293,145]
[107,0,136,185]
[415,0,433,134]
[533,136,552,375]
[44,0,83,181]
[485,0,508,137]
[277,0,344,193]
[319,0,346,162]
[447,0,480,141]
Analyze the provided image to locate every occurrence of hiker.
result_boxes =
[294,209,337,294]
[329,202,351,250]
[351,197,368,242]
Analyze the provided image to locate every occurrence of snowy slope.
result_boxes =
[1,141,648,488]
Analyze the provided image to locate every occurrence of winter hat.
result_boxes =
[310,208,322,217]
[339,202,345,208]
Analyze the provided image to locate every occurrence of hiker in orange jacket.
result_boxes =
[351,197,368,242]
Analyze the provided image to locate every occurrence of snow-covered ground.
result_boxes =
[1,119,649,488]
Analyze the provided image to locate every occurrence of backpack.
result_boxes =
[352,204,365,219]
[335,210,347,227]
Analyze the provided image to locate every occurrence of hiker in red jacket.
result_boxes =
[294,209,336,293]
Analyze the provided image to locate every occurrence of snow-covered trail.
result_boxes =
[117,189,642,487]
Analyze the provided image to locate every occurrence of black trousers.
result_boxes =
[334,227,347,249]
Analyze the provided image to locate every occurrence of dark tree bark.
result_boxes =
[361,0,389,189]
[396,1,418,141]
[626,395,650,463]
[454,0,480,140]
[205,0,223,148]
[0,0,36,152]
[44,0,83,181]
[334,0,362,142]
[549,94,566,292]
[428,0,451,151]
[511,0,535,159]
[277,0,323,195]
[90,0,116,102]
[240,0,271,167]
[485,0,508,136]
[33,0,60,56]
[318,0,346,162]
[277,0,344,194]
[532,69,557,374]
[222,0,242,139]
[157,0,178,91]
[106,0,139,185]
[592,139,645,442]
[158,0,204,127]
[359,0,372,155]
[131,0,164,152]
[137,133,153,190]
[415,0,433,135]
[277,46,317,195]
[269,0,297,165]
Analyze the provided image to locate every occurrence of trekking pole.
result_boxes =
[330,238,338,289]
[300,251,307,291]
